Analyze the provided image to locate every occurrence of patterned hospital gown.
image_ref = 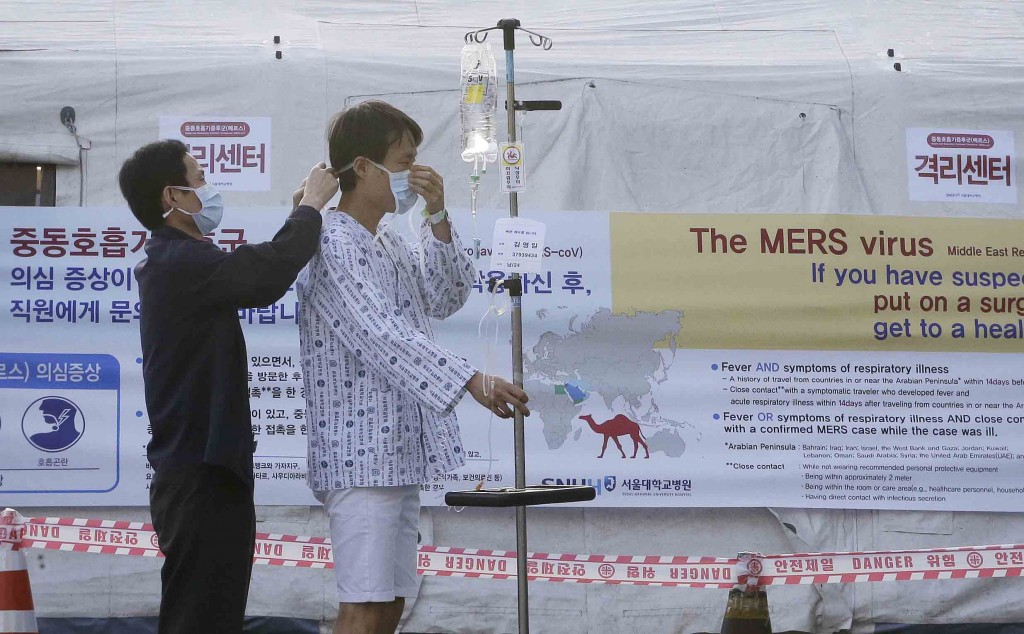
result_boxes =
[297,211,478,491]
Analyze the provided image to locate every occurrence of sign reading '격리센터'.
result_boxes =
[907,128,1015,204]
[159,116,272,191]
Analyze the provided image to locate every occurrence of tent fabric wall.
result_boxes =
[3,1,1023,631]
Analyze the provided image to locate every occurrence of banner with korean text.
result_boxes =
[2,207,1024,510]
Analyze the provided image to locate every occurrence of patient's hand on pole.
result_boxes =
[466,372,530,419]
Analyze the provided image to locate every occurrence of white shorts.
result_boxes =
[314,485,421,603]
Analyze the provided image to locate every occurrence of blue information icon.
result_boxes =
[22,396,85,453]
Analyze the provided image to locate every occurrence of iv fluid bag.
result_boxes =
[460,42,498,164]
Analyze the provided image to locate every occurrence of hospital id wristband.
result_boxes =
[426,207,448,225]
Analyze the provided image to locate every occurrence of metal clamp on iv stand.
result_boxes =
[445,18,597,634]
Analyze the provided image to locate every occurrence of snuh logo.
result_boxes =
[542,475,617,495]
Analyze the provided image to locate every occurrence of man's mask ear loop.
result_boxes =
[355,158,390,247]
[162,188,185,219]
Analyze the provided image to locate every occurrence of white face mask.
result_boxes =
[163,183,224,234]
[340,158,418,215]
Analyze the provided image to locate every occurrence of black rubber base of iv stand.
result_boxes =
[445,485,596,508]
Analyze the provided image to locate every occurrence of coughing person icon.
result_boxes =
[23,397,84,452]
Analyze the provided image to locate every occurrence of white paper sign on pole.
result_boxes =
[159,116,272,191]
[906,128,1016,204]
[489,217,546,274]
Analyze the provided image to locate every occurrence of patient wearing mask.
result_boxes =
[296,100,529,634]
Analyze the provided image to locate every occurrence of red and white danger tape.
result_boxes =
[758,544,1024,586]
[11,514,737,588]
[5,511,1024,588]
[419,549,737,588]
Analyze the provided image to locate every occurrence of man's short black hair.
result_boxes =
[328,101,423,192]
[118,139,190,230]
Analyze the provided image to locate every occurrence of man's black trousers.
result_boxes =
[150,464,256,634]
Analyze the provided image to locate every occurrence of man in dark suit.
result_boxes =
[119,139,338,633]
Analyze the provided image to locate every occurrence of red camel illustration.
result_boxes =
[580,414,650,459]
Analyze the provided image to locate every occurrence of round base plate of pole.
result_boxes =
[445,485,596,508]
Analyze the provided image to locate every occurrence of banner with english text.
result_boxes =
[2,207,1024,510]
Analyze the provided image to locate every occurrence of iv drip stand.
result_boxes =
[504,19,532,633]
[446,19,595,634]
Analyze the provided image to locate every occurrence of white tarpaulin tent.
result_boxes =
[3,1,1024,632]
